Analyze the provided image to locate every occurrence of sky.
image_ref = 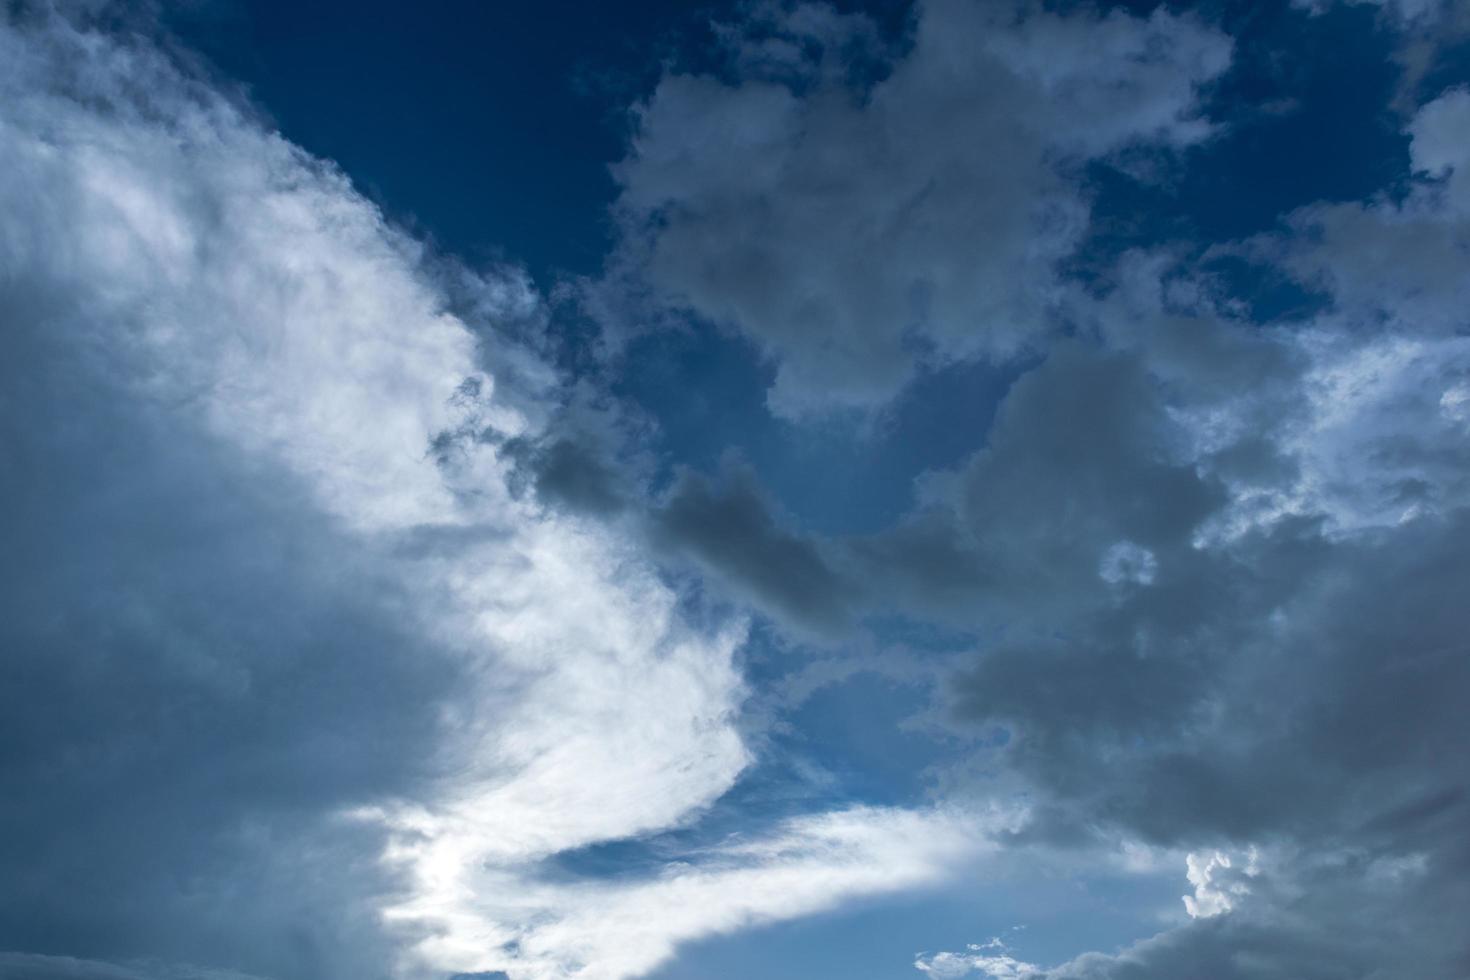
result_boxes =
[2,0,1470,978]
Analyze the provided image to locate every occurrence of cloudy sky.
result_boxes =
[3,0,1469,978]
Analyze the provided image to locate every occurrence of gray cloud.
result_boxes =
[1,9,1007,979]
[918,89,1470,977]
[619,79,1470,973]
[1039,836,1470,978]
[602,0,1230,415]
[10,2,1470,978]
[651,457,858,636]
[0,33,466,979]
[505,434,631,517]
[638,337,1248,637]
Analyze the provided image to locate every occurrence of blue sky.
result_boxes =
[3,1,1470,979]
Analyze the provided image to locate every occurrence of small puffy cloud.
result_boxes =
[1182,848,1260,919]
[915,939,1041,979]
[1098,541,1158,586]
[1408,85,1470,211]
[1409,86,1470,173]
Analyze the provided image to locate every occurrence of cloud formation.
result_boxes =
[0,7,997,980]
[589,36,1470,977]
[604,0,1231,414]
[7,2,1470,979]
[923,79,1470,979]
[915,939,1041,979]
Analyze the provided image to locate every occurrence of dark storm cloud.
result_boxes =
[0,244,465,980]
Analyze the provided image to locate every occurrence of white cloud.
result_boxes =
[430,806,1011,980]
[1178,89,1470,540]
[0,10,1003,979]
[915,939,1041,979]
[1073,90,1470,547]
[1182,848,1259,919]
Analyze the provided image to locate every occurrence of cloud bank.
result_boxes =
[0,7,999,979]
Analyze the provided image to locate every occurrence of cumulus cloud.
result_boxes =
[1258,87,1470,337]
[601,0,1230,415]
[918,84,1470,979]
[1409,85,1470,191]
[1182,848,1259,919]
[609,19,1470,980]
[0,7,995,980]
[1210,87,1470,535]
[623,64,1470,977]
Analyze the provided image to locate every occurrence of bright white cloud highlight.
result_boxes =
[1182,848,1259,919]
[428,806,1010,980]
[915,939,1040,979]
[0,10,1003,980]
